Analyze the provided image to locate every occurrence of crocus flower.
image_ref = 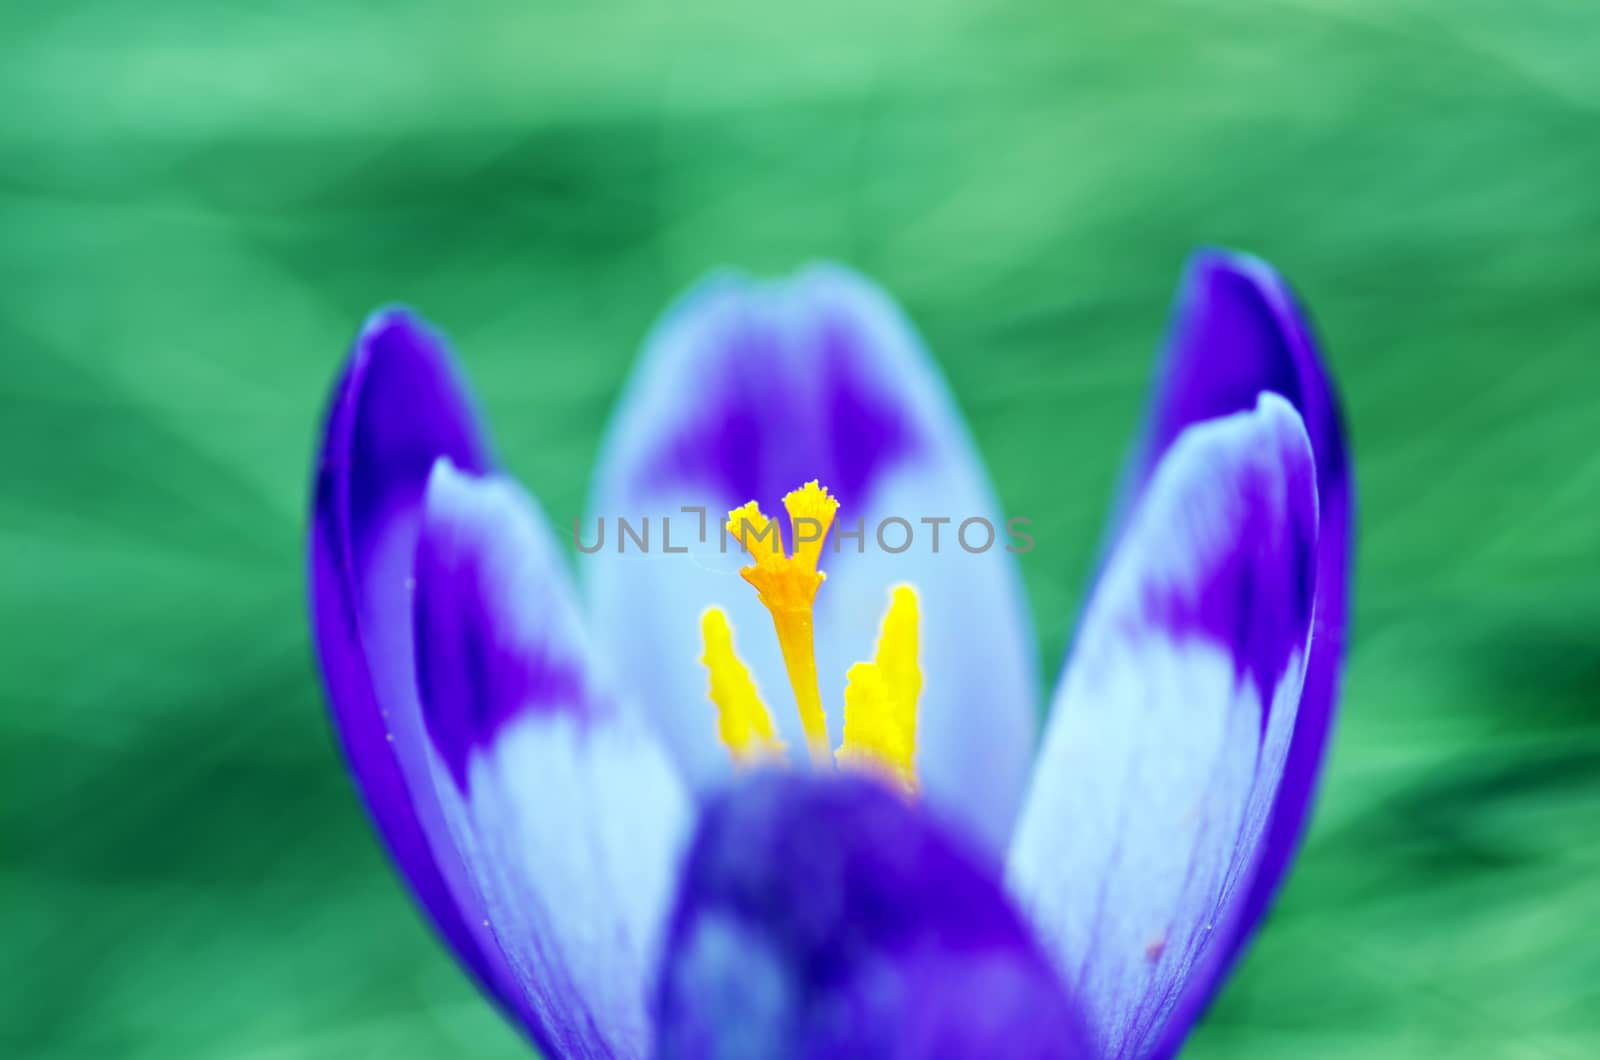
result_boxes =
[309,252,1350,1059]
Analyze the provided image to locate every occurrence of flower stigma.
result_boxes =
[698,480,923,792]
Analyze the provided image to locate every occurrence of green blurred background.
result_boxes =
[3,1,1597,1057]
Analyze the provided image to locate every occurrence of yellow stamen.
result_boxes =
[836,585,923,792]
[699,607,785,764]
[724,481,839,764]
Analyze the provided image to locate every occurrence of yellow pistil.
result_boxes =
[699,607,785,764]
[725,481,840,764]
[836,585,923,792]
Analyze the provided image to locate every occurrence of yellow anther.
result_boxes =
[837,585,922,792]
[699,607,785,764]
[723,482,839,764]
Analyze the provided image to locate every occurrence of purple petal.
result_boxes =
[413,463,691,1058]
[586,265,1038,852]
[1007,395,1319,1058]
[412,465,590,791]
[637,283,922,516]
[1126,250,1353,1038]
[655,772,1095,1060]
[308,307,511,1005]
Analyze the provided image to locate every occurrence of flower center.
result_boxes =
[699,480,923,792]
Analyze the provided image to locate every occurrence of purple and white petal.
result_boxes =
[654,772,1094,1060]
[585,265,1037,851]
[414,462,691,1059]
[1006,395,1319,1059]
[308,308,514,1006]
[1128,250,1351,945]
